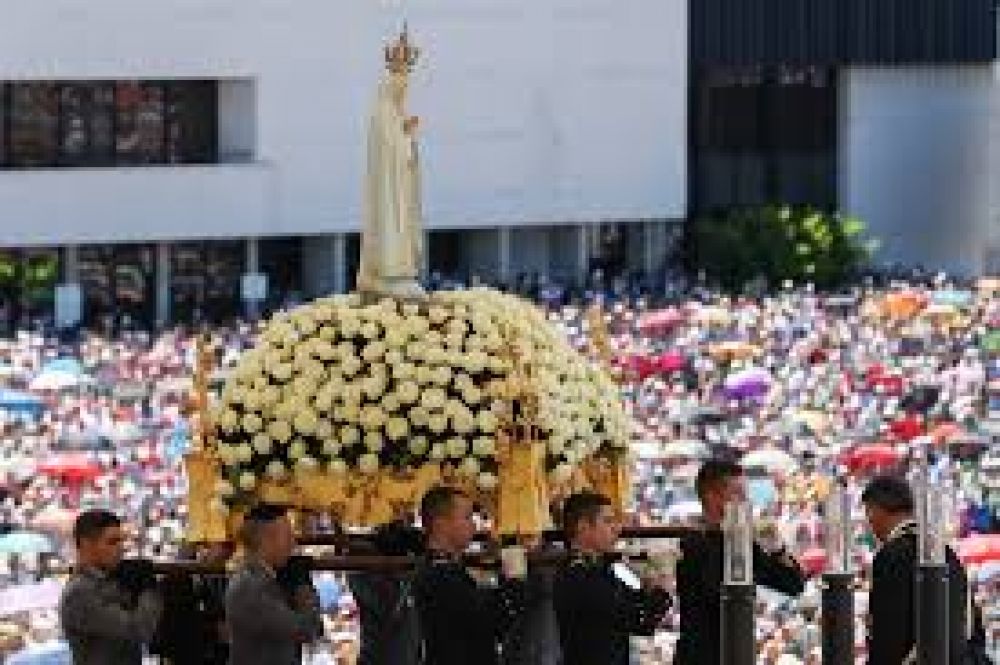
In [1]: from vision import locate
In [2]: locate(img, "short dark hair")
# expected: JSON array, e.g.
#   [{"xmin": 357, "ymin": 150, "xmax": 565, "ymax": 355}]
[
  {"xmin": 861, "ymin": 475, "xmax": 915, "ymax": 514},
  {"xmin": 73, "ymin": 510, "xmax": 121, "ymax": 547},
  {"xmin": 240, "ymin": 504, "xmax": 287, "ymax": 550},
  {"xmin": 420, "ymin": 486, "xmax": 469, "ymax": 531},
  {"xmin": 561, "ymin": 491, "xmax": 613, "ymax": 538},
  {"xmin": 696, "ymin": 459, "xmax": 743, "ymax": 501}
]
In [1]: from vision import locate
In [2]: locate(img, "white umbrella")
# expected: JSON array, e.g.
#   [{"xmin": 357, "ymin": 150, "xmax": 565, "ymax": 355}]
[
  {"xmin": 660, "ymin": 439, "xmax": 710, "ymax": 460},
  {"xmin": 664, "ymin": 500, "xmax": 702, "ymax": 521},
  {"xmin": 29, "ymin": 371, "xmax": 80, "ymax": 391},
  {"xmin": 740, "ymin": 449, "xmax": 799, "ymax": 474}
]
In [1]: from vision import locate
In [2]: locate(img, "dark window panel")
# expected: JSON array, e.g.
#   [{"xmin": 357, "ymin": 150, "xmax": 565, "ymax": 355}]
[
  {"xmin": 10, "ymin": 83, "xmax": 59, "ymax": 167},
  {"xmin": 115, "ymin": 81, "xmax": 166, "ymax": 164}
]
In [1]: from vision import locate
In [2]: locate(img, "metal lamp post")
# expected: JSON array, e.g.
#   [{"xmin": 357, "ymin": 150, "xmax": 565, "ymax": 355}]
[
  {"xmin": 821, "ymin": 482, "xmax": 854, "ymax": 665},
  {"xmin": 721, "ymin": 501, "xmax": 755, "ymax": 665}
]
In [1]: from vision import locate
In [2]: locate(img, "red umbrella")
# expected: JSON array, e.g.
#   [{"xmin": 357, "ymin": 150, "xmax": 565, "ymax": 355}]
[
  {"xmin": 37, "ymin": 453, "xmax": 102, "ymax": 482},
  {"xmin": 798, "ymin": 547, "xmax": 828, "ymax": 576},
  {"xmin": 955, "ymin": 534, "xmax": 1000, "ymax": 565},
  {"xmin": 638, "ymin": 308, "xmax": 685, "ymax": 334},
  {"xmin": 655, "ymin": 351, "xmax": 686, "ymax": 374},
  {"xmin": 889, "ymin": 415, "xmax": 924, "ymax": 442},
  {"xmin": 839, "ymin": 444, "xmax": 902, "ymax": 473}
]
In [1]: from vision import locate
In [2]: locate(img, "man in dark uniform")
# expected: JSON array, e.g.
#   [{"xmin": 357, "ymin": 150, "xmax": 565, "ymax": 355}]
[
  {"xmin": 224, "ymin": 504, "xmax": 323, "ymax": 665},
  {"xmin": 553, "ymin": 491, "xmax": 672, "ymax": 665},
  {"xmin": 862, "ymin": 474, "xmax": 982, "ymax": 664},
  {"xmin": 675, "ymin": 460, "xmax": 806, "ymax": 665},
  {"xmin": 59, "ymin": 509, "xmax": 163, "ymax": 665},
  {"xmin": 413, "ymin": 485, "xmax": 525, "ymax": 665}
]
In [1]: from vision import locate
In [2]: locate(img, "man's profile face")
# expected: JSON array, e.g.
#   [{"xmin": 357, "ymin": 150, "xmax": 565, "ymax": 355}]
[
  {"xmin": 437, "ymin": 495, "xmax": 476, "ymax": 550},
  {"xmin": 705, "ymin": 474, "xmax": 746, "ymax": 514},
  {"xmin": 81, "ymin": 525, "xmax": 125, "ymax": 570},
  {"xmin": 580, "ymin": 505, "xmax": 621, "ymax": 554},
  {"xmin": 261, "ymin": 516, "xmax": 296, "ymax": 567},
  {"xmin": 863, "ymin": 503, "xmax": 892, "ymax": 542}
]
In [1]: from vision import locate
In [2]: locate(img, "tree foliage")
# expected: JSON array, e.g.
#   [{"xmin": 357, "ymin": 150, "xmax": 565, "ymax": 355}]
[{"xmin": 688, "ymin": 206, "xmax": 876, "ymax": 291}]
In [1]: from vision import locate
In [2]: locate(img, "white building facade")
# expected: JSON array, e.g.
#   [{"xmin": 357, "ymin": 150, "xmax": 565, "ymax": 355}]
[
  {"xmin": 0, "ymin": 0, "xmax": 997, "ymax": 328},
  {"xmin": 0, "ymin": 0, "xmax": 687, "ymax": 327}
]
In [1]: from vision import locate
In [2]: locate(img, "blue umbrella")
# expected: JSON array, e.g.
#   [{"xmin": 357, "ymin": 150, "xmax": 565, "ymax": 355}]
[
  {"xmin": 41, "ymin": 357, "xmax": 84, "ymax": 376},
  {"xmin": 313, "ymin": 572, "xmax": 343, "ymax": 611},
  {"xmin": 0, "ymin": 531, "xmax": 55, "ymax": 555},
  {"xmin": 0, "ymin": 388, "xmax": 45, "ymax": 416},
  {"xmin": 931, "ymin": 289, "xmax": 974, "ymax": 307},
  {"xmin": 5, "ymin": 640, "xmax": 71, "ymax": 665}
]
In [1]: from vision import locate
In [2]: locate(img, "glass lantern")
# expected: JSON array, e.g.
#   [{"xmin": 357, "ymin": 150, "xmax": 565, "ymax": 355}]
[
  {"xmin": 723, "ymin": 501, "xmax": 754, "ymax": 585},
  {"xmin": 824, "ymin": 482, "xmax": 853, "ymax": 574},
  {"xmin": 916, "ymin": 468, "xmax": 947, "ymax": 566}
]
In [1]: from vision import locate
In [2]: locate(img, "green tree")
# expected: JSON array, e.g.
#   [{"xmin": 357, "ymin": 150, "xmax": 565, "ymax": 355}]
[{"xmin": 689, "ymin": 206, "xmax": 876, "ymax": 291}]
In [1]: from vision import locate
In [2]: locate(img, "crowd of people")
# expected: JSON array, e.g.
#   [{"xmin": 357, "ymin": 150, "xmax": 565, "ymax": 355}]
[{"xmin": 0, "ymin": 277, "xmax": 998, "ymax": 663}]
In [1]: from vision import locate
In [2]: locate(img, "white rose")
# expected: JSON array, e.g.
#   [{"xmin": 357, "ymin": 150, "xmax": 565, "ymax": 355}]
[
  {"xmin": 429, "ymin": 443, "xmax": 446, "ymax": 460},
  {"xmin": 360, "ymin": 406, "xmax": 387, "ymax": 431},
  {"xmin": 433, "ymin": 366, "xmax": 453, "ymax": 386},
  {"xmin": 384, "ymin": 329, "xmax": 408, "ymax": 349},
  {"xmin": 252, "ymin": 433, "xmax": 273, "ymax": 456},
  {"xmin": 409, "ymin": 436, "xmax": 429, "ymax": 457},
  {"xmin": 550, "ymin": 462, "xmax": 573, "ymax": 485},
  {"xmin": 452, "ymin": 411, "xmax": 476, "ymax": 435},
  {"xmin": 242, "ymin": 413, "xmax": 264, "ymax": 434},
  {"xmin": 215, "ymin": 479, "xmax": 235, "ymax": 497},
  {"xmin": 472, "ymin": 436, "xmax": 496, "ymax": 457},
  {"xmin": 266, "ymin": 419, "xmax": 292, "ymax": 444},
  {"xmin": 358, "ymin": 453, "xmax": 380, "ymax": 474},
  {"xmin": 397, "ymin": 381, "xmax": 420, "ymax": 405},
  {"xmin": 238, "ymin": 472, "xmax": 257, "ymax": 491},
  {"xmin": 271, "ymin": 363, "xmax": 293, "ymax": 382},
  {"xmin": 340, "ymin": 425, "xmax": 361, "ymax": 447},
  {"xmin": 462, "ymin": 387, "xmax": 483, "ymax": 405},
  {"xmin": 476, "ymin": 472, "xmax": 499, "ymax": 491},
  {"xmin": 236, "ymin": 444, "xmax": 254, "ymax": 463},
  {"xmin": 428, "ymin": 307, "xmax": 448, "ymax": 324},
  {"xmin": 477, "ymin": 411, "xmax": 499, "ymax": 433},
  {"xmin": 360, "ymin": 322, "xmax": 380, "ymax": 340},
  {"xmin": 446, "ymin": 437, "xmax": 468, "ymax": 459},
  {"xmin": 293, "ymin": 409, "xmax": 319, "ymax": 436},
  {"xmin": 364, "ymin": 431, "xmax": 384, "ymax": 453},
  {"xmin": 393, "ymin": 362, "xmax": 417, "ymax": 381},
  {"xmin": 428, "ymin": 414, "xmax": 448, "ymax": 434},
  {"xmin": 218, "ymin": 409, "xmax": 240, "ymax": 433},
  {"xmin": 328, "ymin": 458, "xmax": 348, "ymax": 475},
  {"xmin": 421, "ymin": 388, "xmax": 448, "ymax": 411},
  {"xmin": 322, "ymin": 439, "xmax": 342, "ymax": 457},
  {"xmin": 266, "ymin": 460, "xmax": 287, "ymax": 480},
  {"xmin": 289, "ymin": 439, "xmax": 307, "ymax": 460},
  {"xmin": 385, "ymin": 416, "xmax": 409, "ymax": 441},
  {"xmin": 459, "ymin": 456, "xmax": 480, "ymax": 477},
  {"xmin": 315, "ymin": 419, "xmax": 334, "ymax": 440},
  {"xmin": 382, "ymin": 393, "xmax": 401, "ymax": 413}
]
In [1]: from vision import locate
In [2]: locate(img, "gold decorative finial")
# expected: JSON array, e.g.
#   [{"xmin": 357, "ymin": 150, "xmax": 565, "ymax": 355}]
[{"xmin": 384, "ymin": 23, "xmax": 420, "ymax": 74}]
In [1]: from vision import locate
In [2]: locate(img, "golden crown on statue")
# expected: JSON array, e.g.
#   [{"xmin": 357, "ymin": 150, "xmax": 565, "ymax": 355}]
[{"xmin": 384, "ymin": 23, "xmax": 420, "ymax": 74}]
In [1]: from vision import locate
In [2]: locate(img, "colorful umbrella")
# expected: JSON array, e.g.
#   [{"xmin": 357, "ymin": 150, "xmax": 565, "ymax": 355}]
[
  {"xmin": 724, "ymin": 367, "xmax": 772, "ymax": 399},
  {"xmin": 839, "ymin": 444, "xmax": 902, "ymax": 473},
  {"xmin": 740, "ymin": 448, "xmax": 798, "ymax": 474},
  {"xmin": 637, "ymin": 308, "xmax": 685, "ymax": 334},
  {"xmin": 0, "ymin": 531, "xmax": 54, "ymax": 555},
  {"xmin": 955, "ymin": 534, "xmax": 1000, "ymax": 565}
]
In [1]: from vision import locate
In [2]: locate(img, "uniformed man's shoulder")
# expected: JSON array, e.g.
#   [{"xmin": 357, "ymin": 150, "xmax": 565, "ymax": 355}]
[{"xmin": 62, "ymin": 570, "xmax": 103, "ymax": 597}]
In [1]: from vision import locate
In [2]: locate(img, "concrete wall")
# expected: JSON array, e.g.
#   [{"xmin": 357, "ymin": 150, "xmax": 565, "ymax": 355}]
[
  {"xmin": 840, "ymin": 65, "xmax": 997, "ymax": 276},
  {"xmin": 0, "ymin": 0, "xmax": 687, "ymax": 247}
]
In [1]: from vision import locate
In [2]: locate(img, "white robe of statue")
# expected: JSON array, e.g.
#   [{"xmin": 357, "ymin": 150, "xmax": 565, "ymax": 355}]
[{"xmin": 357, "ymin": 72, "xmax": 424, "ymax": 298}]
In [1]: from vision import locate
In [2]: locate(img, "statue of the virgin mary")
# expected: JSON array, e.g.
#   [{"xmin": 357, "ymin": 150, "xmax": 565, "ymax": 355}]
[{"xmin": 356, "ymin": 26, "xmax": 425, "ymax": 299}]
